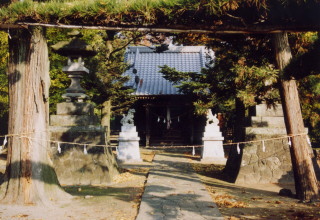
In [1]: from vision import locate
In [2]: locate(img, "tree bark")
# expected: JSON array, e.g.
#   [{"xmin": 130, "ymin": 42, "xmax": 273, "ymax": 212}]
[
  {"xmin": 0, "ymin": 27, "xmax": 69, "ymax": 205},
  {"xmin": 101, "ymin": 100, "xmax": 112, "ymax": 144},
  {"xmin": 273, "ymin": 32, "xmax": 319, "ymax": 201}
]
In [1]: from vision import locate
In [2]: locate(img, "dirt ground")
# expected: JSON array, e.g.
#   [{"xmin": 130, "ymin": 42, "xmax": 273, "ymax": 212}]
[
  {"xmin": 1, "ymin": 150, "xmax": 320, "ymax": 220},
  {"xmin": 190, "ymin": 153, "xmax": 320, "ymax": 220},
  {"xmin": 0, "ymin": 150, "xmax": 154, "ymax": 220}
]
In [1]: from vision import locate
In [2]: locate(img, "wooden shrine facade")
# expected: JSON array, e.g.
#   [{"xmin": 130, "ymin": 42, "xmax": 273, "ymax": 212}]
[{"xmin": 133, "ymin": 95, "xmax": 205, "ymax": 146}]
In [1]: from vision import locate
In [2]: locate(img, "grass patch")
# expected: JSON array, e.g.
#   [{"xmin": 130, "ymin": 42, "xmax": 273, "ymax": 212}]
[
  {"xmin": 64, "ymin": 185, "xmax": 113, "ymax": 196},
  {"xmin": 0, "ymin": 0, "xmax": 229, "ymax": 26}
]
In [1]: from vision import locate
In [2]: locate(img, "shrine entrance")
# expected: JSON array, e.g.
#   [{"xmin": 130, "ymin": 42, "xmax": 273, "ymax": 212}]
[
  {"xmin": 133, "ymin": 96, "xmax": 206, "ymax": 147},
  {"xmin": 148, "ymin": 105, "xmax": 188, "ymax": 146}
]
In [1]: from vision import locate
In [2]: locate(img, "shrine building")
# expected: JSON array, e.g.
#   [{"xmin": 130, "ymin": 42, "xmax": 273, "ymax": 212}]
[{"xmin": 121, "ymin": 45, "xmax": 214, "ymax": 147}]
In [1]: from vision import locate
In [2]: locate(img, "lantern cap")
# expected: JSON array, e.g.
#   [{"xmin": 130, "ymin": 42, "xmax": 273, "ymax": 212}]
[{"xmin": 51, "ymin": 30, "xmax": 96, "ymax": 58}]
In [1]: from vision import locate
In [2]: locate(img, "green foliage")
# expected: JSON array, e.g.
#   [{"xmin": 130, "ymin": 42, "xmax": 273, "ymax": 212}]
[
  {"xmin": 299, "ymin": 75, "xmax": 320, "ymax": 146},
  {"xmin": 47, "ymin": 28, "xmax": 72, "ymax": 114},
  {"xmin": 288, "ymin": 33, "xmax": 320, "ymax": 146},
  {"xmin": 161, "ymin": 65, "xmax": 213, "ymax": 115},
  {"xmin": 1, "ymin": 0, "xmax": 319, "ymax": 31},
  {"xmin": 231, "ymin": 62, "xmax": 278, "ymax": 106},
  {"xmin": 211, "ymin": 35, "xmax": 281, "ymax": 109},
  {"xmin": 0, "ymin": 31, "xmax": 8, "ymax": 136},
  {"xmin": 0, "ymin": 0, "xmax": 188, "ymax": 24},
  {"xmin": 47, "ymin": 29, "xmax": 137, "ymax": 116},
  {"xmin": 163, "ymin": 32, "xmax": 320, "ymax": 145},
  {"xmin": 82, "ymin": 30, "xmax": 137, "ymax": 115},
  {"xmin": 285, "ymin": 33, "xmax": 320, "ymax": 79},
  {"xmin": 161, "ymin": 34, "xmax": 279, "ymax": 117}
]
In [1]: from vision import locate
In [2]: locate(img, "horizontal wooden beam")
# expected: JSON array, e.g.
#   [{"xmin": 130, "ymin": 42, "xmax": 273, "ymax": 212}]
[
  {"xmin": 0, "ymin": 24, "xmax": 28, "ymax": 29},
  {"xmin": 1, "ymin": 22, "xmax": 320, "ymax": 34}
]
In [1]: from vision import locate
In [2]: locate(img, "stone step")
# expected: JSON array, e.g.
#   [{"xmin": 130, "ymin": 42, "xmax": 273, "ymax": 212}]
[
  {"xmin": 249, "ymin": 116, "xmax": 285, "ymax": 128},
  {"xmin": 50, "ymin": 130, "xmax": 106, "ymax": 145},
  {"xmin": 150, "ymin": 140, "xmax": 187, "ymax": 146},
  {"xmin": 50, "ymin": 125, "xmax": 105, "ymax": 132},
  {"xmin": 245, "ymin": 127, "xmax": 287, "ymax": 136},
  {"xmin": 152, "ymin": 136, "xmax": 185, "ymax": 141},
  {"xmin": 49, "ymin": 125, "xmax": 106, "ymax": 146},
  {"xmin": 50, "ymin": 115, "xmax": 99, "ymax": 126},
  {"xmin": 56, "ymin": 102, "xmax": 94, "ymax": 115},
  {"xmin": 250, "ymin": 104, "xmax": 284, "ymax": 117}
]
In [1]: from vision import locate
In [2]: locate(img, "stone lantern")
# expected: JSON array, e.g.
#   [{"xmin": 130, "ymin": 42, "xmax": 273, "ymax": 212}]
[
  {"xmin": 51, "ymin": 30, "xmax": 96, "ymax": 102},
  {"xmin": 49, "ymin": 31, "xmax": 111, "ymax": 185}
]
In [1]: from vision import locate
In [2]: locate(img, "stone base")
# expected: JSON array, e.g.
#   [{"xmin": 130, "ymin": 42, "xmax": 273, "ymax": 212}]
[
  {"xmin": 50, "ymin": 126, "xmax": 106, "ymax": 147},
  {"xmin": 56, "ymin": 102, "xmax": 94, "ymax": 115},
  {"xmin": 235, "ymin": 137, "xmax": 294, "ymax": 184},
  {"xmin": 49, "ymin": 101, "xmax": 118, "ymax": 185},
  {"xmin": 50, "ymin": 102, "xmax": 99, "ymax": 126},
  {"xmin": 50, "ymin": 145, "xmax": 118, "ymax": 185},
  {"xmin": 234, "ymin": 104, "xmax": 294, "ymax": 184},
  {"xmin": 49, "ymin": 126, "xmax": 117, "ymax": 185},
  {"xmin": 201, "ymin": 137, "xmax": 225, "ymax": 164},
  {"xmin": 117, "ymin": 137, "xmax": 141, "ymax": 162},
  {"xmin": 117, "ymin": 157, "xmax": 142, "ymax": 163},
  {"xmin": 50, "ymin": 115, "xmax": 99, "ymax": 126}
]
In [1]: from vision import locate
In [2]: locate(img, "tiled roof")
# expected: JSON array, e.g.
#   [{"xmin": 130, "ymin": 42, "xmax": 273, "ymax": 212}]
[{"xmin": 123, "ymin": 46, "xmax": 214, "ymax": 96}]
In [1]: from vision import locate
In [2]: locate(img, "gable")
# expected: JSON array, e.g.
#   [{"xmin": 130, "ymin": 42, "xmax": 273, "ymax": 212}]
[{"xmin": 123, "ymin": 46, "xmax": 214, "ymax": 96}]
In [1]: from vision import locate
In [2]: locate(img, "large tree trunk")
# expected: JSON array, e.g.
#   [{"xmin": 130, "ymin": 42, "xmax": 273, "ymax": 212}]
[
  {"xmin": 0, "ymin": 27, "xmax": 69, "ymax": 205},
  {"xmin": 273, "ymin": 32, "xmax": 319, "ymax": 201}
]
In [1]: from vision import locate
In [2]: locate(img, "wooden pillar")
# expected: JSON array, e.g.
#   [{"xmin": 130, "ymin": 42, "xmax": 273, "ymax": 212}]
[
  {"xmin": 274, "ymin": 32, "xmax": 319, "ymax": 201},
  {"xmin": 145, "ymin": 104, "xmax": 150, "ymax": 147},
  {"xmin": 188, "ymin": 108, "xmax": 194, "ymax": 144},
  {"xmin": 2, "ymin": 27, "xmax": 69, "ymax": 205}
]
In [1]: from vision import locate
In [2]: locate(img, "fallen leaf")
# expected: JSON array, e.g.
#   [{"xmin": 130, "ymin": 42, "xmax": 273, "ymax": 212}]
[{"xmin": 251, "ymin": 197, "xmax": 263, "ymax": 200}]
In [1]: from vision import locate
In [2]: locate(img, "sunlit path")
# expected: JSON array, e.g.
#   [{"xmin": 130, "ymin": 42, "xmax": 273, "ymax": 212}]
[{"xmin": 136, "ymin": 153, "xmax": 223, "ymax": 220}]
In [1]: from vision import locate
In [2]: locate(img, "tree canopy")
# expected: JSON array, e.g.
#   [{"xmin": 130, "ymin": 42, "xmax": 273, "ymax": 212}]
[
  {"xmin": 160, "ymin": 32, "xmax": 320, "ymax": 146},
  {"xmin": 47, "ymin": 29, "xmax": 136, "ymax": 115},
  {"xmin": 0, "ymin": 0, "xmax": 320, "ymax": 33},
  {"xmin": 161, "ymin": 34, "xmax": 279, "ymax": 113}
]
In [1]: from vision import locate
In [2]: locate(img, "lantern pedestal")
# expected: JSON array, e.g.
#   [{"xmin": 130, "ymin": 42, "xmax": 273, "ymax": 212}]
[{"xmin": 49, "ymin": 31, "xmax": 118, "ymax": 185}]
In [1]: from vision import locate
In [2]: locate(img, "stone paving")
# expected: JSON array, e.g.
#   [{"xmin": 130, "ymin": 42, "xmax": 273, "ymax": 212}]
[{"xmin": 136, "ymin": 153, "xmax": 224, "ymax": 220}]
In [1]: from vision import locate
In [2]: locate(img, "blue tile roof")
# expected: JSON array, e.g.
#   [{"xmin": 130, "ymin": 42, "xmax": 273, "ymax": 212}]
[{"xmin": 123, "ymin": 46, "xmax": 214, "ymax": 96}]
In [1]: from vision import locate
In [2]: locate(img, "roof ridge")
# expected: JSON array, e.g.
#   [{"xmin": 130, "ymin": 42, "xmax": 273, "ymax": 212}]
[{"xmin": 127, "ymin": 45, "xmax": 206, "ymax": 53}]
